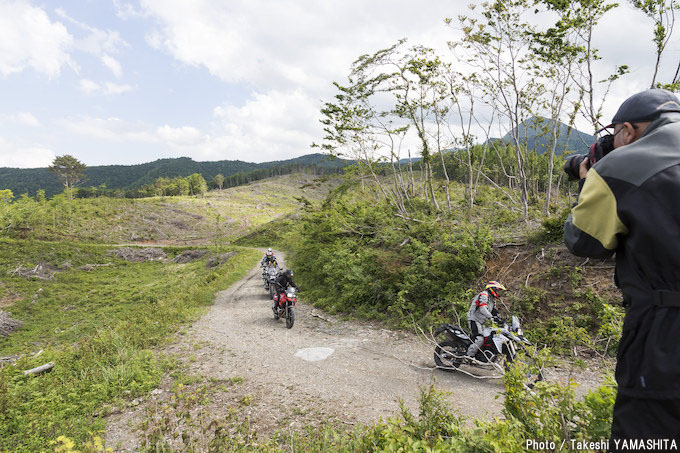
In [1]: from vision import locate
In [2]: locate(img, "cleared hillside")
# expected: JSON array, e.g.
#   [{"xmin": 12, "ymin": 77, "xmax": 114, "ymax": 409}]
[{"xmin": 1, "ymin": 173, "xmax": 340, "ymax": 244}]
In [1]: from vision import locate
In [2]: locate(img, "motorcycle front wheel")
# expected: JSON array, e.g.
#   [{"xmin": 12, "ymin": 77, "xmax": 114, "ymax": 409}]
[
  {"xmin": 286, "ymin": 307, "xmax": 295, "ymax": 329},
  {"xmin": 503, "ymin": 348, "xmax": 544, "ymax": 388},
  {"xmin": 434, "ymin": 340, "xmax": 466, "ymax": 370}
]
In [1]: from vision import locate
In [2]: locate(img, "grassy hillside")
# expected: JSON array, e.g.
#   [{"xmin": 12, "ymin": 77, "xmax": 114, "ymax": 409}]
[
  {"xmin": 0, "ymin": 173, "xmax": 339, "ymax": 244},
  {"xmin": 0, "ymin": 238, "xmax": 262, "ymax": 451}
]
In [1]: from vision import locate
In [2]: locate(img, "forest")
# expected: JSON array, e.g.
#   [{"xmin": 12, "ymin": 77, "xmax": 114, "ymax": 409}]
[{"xmin": 0, "ymin": 153, "xmax": 349, "ymax": 198}]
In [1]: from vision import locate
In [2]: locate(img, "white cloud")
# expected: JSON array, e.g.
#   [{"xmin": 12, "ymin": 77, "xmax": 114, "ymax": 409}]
[
  {"xmin": 78, "ymin": 78, "xmax": 134, "ymax": 95},
  {"xmin": 54, "ymin": 7, "xmax": 128, "ymax": 78},
  {"xmin": 0, "ymin": 1, "xmax": 73, "ymax": 77},
  {"xmin": 156, "ymin": 125, "xmax": 203, "ymax": 145},
  {"xmin": 135, "ymin": 1, "xmax": 468, "ymax": 161},
  {"xmin": 4, "ymin": 112, "xmax": 41, "ymax": 127},
  {"xmin": 79, "ymin": 78, "xmax": 100, "ymax": 94},
  {"xmin": 57, "ymin": 89, "xmax": 321, "ymax": 163},
  {"xmin": 209, "ymin": 89, "xmax": 321, "ymax": 161},
  {"xmin": 60, "ymin": 116, "xmax": 157, "ymax": 142},
  {"xmin": 139, "ymin": 0, "xmax": 460, "ymax": 92},
  {"xmin": 103, "ymin": 82, "xmax": 134, "ymax": 95},
  {"xmin": 55, "ymin": 8, "xmax": 127, "ymax": 55},
  {"xmin": 113, "ymin": 0, "xmax": 147, "ymax": 20},
  {"xmin": 0, "ymin": 136, "xmax": 55, "ymax": 168},
  {"xmin": 101, "ymin": 54, "xmax": 122, "ymax": 77}
]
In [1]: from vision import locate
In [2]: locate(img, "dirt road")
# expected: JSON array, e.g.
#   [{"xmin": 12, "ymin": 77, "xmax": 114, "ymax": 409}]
[{"xmin": 106, "ymin": 253, "xmax": 605, "ymax": 449}]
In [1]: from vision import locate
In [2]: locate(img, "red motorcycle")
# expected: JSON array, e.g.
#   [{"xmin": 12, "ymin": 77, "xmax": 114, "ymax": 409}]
[{"xmin": 272, "ymin": 285, "xmax": 297, "ymax": 328}]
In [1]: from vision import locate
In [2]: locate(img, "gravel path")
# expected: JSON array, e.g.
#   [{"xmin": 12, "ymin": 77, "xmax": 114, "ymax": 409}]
[{"xmin": 105, "ymin": 252, "xmax": 606, "ymax": 450}]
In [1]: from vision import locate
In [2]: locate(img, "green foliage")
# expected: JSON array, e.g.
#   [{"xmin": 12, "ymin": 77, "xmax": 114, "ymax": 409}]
[
  {"xmin": 281, "ymin": 373, "xmax": 616, "ymax": 452},
  {"xmin": 0, "ymin": 239, "xmax": 260, "ymax": 451},
  {"xmin": 532, "ymin": 207, "xmax": 571, "ymax": 243},
  {"xmin": 0, "ymin": 189, "xmax": 13, "ymax": 203},
  {"xmin": 214, "ymin": 173, "xmax": 225, "ymax": 189},
  {"xmin": 49, "ymin": 155, "xmax": 87, "ymax": 199},
  {"xmin": 0, "ymin": 154, "xmax": 349, "ymax": 198},
  {"xmin": 530, "ymin": 316, "xmax": 595, "ymax": 355},
  {"xmin": 291, "ymin": 188, "xmax": 492, "ymax": 327},
  {"xmin": 502, "ymin": 362, "xmax": 616, "ymax": 442},
  {"xmin": 514, "ymin": 286, "xmax": 547, "ymax": 316},
  {"xmin": 0, "ymin": 177, "xmax": 316, "ymax": 243},
  {"xmin": 186, "ymin": 173, "xmax": 208, "ymax": 196}
]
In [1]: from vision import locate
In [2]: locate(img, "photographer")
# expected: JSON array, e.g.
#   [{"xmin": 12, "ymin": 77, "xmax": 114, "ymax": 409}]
[{"xmin": 564, "ymin": 89, "xmax": 680, "ymax": 443}]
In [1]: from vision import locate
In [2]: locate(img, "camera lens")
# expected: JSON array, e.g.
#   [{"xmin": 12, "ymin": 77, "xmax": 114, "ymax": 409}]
[{"xmin": 563, "ymin": 154, "xmax": 586, "ymax": 181}]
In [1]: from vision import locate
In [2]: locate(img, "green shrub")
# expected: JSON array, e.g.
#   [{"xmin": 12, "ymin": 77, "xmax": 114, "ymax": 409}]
[
  {"xmin": 532, "ymin": 207, "xmax": 571, "ymax": 243},
  {"xmin": 291, "ymin": 195, "xmax": 492, "ymax": 327}
]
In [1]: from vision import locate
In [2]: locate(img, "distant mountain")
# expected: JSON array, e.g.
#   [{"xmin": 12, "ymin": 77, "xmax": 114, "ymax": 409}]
[
  {"xmin": 497, "ymin": 116, "xmax": 595, "ymax": 155},
  {"xmin": 0, "ymin": 153, "xmax": 351, "ymax": 197}
]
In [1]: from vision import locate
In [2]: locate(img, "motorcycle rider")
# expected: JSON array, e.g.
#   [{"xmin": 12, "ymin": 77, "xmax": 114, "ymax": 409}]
[
  {"xmin": 261, "ymin": 248, "xmax": 277, "ymax": 268},
  {"xmin": 273, "ymin": 269, "xmax": 297, "ymax": 312},
  {"xmin": 466, "ymin": 281, "xmax": 506, "ymax": 359}
]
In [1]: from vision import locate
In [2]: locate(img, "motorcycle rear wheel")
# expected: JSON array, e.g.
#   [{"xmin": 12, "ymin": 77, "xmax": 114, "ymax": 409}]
[
  {"xmin": 286, "ymin": 307, "xmax": 295, "ymax": 329},
  {"xmin": 434, "ymin": 340, "xmax": 466, "ymax": 370}
]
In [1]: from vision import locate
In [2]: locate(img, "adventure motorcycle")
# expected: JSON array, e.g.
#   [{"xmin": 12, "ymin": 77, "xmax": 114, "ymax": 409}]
[
  {"xmin": 433, "ymin": 316, "xmax": 543, "ymax": 385},
  {"xmin": 262, "ymin": 265, "xmax": 279, "ymax": 293},
  {"xmin": 272, "ymin": 285, "xmax": 297, "ymax": 329}
]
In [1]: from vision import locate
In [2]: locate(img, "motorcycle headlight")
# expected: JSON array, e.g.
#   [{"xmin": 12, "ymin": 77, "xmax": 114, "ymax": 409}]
[{"xmin": 517, "ymin": 328, "xmax": 523, "ymax": 336}]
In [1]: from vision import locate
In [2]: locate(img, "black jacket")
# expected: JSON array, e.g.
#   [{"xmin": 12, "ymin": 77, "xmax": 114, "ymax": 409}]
[
  {"xmin": 275, "ymin": 273, "xmax": 296, "ymax": 291},
  {"xmin": 565, "ymin": 113, "xmax": 680, "ymax": 399}
]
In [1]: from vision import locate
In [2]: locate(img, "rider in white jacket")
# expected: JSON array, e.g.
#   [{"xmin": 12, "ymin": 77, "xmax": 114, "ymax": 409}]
[{"xmin": 466, "ymin": 281, "xmax": 506, "ymax": 358}]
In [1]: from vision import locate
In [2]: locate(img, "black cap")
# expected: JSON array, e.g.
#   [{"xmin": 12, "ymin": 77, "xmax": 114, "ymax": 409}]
[{"xmin": 598, "ymin": 89, "xmax": 680, "ymax": 133}]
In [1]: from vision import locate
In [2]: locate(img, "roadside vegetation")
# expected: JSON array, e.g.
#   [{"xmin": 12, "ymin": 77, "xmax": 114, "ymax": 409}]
[{"xmin": 0, "ymin": 238, "xmax": 260, "ymax": 450}]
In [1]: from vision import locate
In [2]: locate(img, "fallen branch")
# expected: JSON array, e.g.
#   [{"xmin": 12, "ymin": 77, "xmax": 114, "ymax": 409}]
[
  {"xmin": 23, "ymin": 362, "xmax": 54, "ymax": 376},
  {"xmin": 494, "ymin": 242, "xmax": 527, "ymax": 248},
  {"xmin": 310, "ymin": 310, "xmax": 332, "ymax": 323}
]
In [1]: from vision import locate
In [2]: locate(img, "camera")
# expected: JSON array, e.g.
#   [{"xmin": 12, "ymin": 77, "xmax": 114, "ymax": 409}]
[{"xmin": 563, "ymin": 134, "xmax": 615, "ymax": 181}]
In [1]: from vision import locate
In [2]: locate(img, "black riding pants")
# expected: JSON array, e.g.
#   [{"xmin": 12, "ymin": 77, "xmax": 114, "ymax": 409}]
[{"xmin": 609, "ymin": 392, "xmax": 680, "ymax": 451}]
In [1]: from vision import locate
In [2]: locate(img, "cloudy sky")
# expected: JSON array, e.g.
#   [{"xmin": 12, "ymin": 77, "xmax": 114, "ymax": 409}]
[{"xmin": 0, "ymin": 0, "xmax": 677, "ymax": 168}]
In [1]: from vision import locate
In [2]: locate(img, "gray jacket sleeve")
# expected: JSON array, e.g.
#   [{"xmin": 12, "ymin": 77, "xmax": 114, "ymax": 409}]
[{"xmin": 477, "ymin": 292, "xmax": 492, "ymax": 319}]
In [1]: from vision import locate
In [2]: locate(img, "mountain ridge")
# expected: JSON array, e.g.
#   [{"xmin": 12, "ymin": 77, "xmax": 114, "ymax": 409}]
[
  {"xmin": 0, "ymin": 153, "xmax": 349, "ymax": 197},
  {"xmin": 497, "ymin": 116, "xmax": 595, "ymax": 155}
]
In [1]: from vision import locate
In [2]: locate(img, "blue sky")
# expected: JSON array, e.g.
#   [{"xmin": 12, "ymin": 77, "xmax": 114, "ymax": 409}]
[{"xmin": 0, "ymin": 0, "xmax": 677, "ymax": 168}]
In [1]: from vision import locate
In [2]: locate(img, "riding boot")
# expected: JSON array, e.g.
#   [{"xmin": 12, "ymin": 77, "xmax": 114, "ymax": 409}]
[{"xmin": 467, "ymin": 336, "xmax": 483, "ymax": 358}]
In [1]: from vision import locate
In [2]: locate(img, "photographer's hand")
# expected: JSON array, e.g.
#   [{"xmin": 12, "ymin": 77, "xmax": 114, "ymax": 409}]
[{"xmin": 579, "ymin": 157, "xmax": 590, "ymax": 179}]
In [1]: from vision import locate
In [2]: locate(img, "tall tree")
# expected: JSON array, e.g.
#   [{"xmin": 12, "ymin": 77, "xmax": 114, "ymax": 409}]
[
  {"xmin": 0, "ymin": 189, "xmax": 13, "ymax": 203},
  {"xmin": 630, "ymin": 0, "xmax": 679, "ymax": 88},
  {"xmin": 48, "ymin": 155, "xmax": 87, "ymax": 200},
  {"xmin": 186, "ymin": 173, "xmax": 208, "ymax": 196},
  {"xmin": 214, "ymin": 174, "xmax": 225, "ymax": 190},
  {"xmin": 454, "ymin": 0, "xmax": 545, "ymax": 218},
  {"xmin": 537, "ymin": 0, "xmax": 624, "ymax": 132}
]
